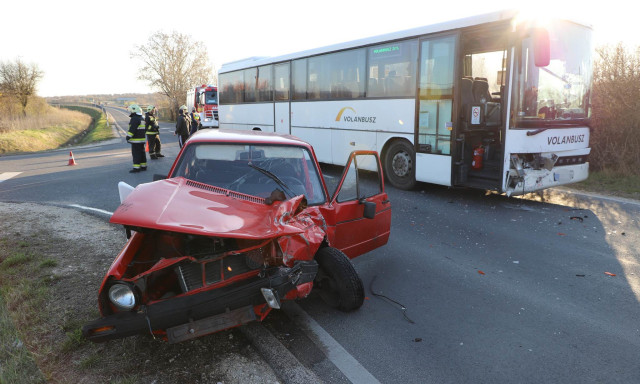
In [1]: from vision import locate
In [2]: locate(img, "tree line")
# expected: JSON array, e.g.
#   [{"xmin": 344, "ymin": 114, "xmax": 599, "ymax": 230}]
[{"xmin": 590, "ymin": 44, "xmax": 640, "ymax": 176}]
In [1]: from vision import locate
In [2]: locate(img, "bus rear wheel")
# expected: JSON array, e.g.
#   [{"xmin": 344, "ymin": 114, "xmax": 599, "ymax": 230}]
[{"xmin": 384, "ymin": 140, "xmax": 416, "ymax": 190}]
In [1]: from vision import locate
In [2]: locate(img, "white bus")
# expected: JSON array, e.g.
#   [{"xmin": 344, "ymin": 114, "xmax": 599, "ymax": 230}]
[{"xmin": 218, "ymin": 10, "xmax": 593, "ymax": 196}]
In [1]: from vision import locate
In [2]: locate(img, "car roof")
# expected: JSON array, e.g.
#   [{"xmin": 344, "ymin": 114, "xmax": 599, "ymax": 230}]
[{"xmin": 187, "ymin": 129, "xmax": 313, "ymax": 148}]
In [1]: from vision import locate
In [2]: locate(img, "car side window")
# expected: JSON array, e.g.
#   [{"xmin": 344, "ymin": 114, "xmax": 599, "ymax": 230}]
[
  {"xmin": 356, "ymin": 154, "xmax": 382, "ymax": 198},
  {"xmin": 337, "ymin": 162, "xmax": 357, "ymax": 202},
  {"xmin": 336, "ymin": 153, "xmax": 382, "ymax": 203}
]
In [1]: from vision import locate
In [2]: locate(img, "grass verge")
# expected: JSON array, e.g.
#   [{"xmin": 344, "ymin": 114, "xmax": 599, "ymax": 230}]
[
  {"xmin": 0, "ymin": 240, "xmax": 51, "ymax": 383},
  {"xmin": 0, "ymin": 232, "xmax": 101, "ymax": 383},
  {"xmin": 0, "ymin": 105, "xmax": 113, "ymax": 154},
  {"xmin": 571, "ymin": 170, "xmax": 640, "ymax": 200},
  {"xmin": 61, "ymin": 106, "xmax": 113, "ymax": 144}
]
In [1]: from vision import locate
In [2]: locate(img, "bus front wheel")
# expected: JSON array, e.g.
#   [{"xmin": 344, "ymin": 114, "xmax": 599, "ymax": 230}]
[{"xmin": 384, "ymin": 140, "xmax": 416, "ymax": 190}]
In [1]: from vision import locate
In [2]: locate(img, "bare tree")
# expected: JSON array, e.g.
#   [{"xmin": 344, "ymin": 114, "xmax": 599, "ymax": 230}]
[
  {"xmin": 590, "ymin": 43, "xmax": 640, "ymax": 175},
  {"xmin": 0, "ymin": 58, "xmax": 44, "ymax": 116},
  {"xmin": 131, "ymin": 31, "xmax": 213, "ymax": 119}
]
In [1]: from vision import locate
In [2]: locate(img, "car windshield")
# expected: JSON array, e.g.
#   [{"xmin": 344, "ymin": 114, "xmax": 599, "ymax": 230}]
[
  {"xmin": 511, "ymin": 20, "xmax": 593, "ymax": 128},
  {"xmin": 171, "ymin": 143, "xmax": 326, "ymax": 205}
]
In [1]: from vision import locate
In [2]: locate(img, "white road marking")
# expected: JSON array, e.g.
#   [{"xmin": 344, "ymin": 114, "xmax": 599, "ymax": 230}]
[
  {"xmin": 283, "ymin": 302, "xmax": 381, "ymax": 384},
  {"xmin": 68, "ymin": 204, "xmax": 113, "ymax": 216},
  {"xmin": 0, "ymin": 172, "xmax": 22, "ymax": 182}
]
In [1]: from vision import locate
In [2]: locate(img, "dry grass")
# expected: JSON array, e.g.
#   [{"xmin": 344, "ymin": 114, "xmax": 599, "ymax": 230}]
[
  {"xmin": 0, "ymin": 106, "xmax": 91, "ymax": 154},
  {"xmin": 571, "ymin": 170, "xmax": 640, "ymax": 200}
]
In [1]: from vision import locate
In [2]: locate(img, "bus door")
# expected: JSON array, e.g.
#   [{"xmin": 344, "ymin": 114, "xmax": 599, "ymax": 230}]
[
  {"xmin": 415, "ymin": 35, "xmax": 457, "ymax": 186},
  {"xmin": 274, "ymin": 62, "xmax": 291, "ymax": 134},
  {"xmin": 453, "ymin": 27, "xmax": 509, "ymax": 191}
]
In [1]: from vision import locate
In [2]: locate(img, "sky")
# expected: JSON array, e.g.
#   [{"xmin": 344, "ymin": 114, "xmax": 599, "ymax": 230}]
[{"xmin": 1, "ymin": 0, "xmax": 635, "ymax": 97}]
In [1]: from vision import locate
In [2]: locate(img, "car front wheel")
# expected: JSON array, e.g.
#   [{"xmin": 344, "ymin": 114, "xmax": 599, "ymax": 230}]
[{"xmin": 314, "ymin": 247, "xmax": 364, "ymax": 311}]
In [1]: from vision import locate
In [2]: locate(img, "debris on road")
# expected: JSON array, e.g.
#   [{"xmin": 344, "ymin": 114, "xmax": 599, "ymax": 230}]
[{"xmin": 369, "ymin": 275, "xmax": 415, "ymax": 324}]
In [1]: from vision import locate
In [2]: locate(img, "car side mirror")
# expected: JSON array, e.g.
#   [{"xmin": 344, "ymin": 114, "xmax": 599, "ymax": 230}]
[
  {"xmin": 361, "ymin": 200, "xmax": 376, "ymax": 219},
  {"xmin": 153, "ymin": 174, "xmax": 167, "ymax": 181}
]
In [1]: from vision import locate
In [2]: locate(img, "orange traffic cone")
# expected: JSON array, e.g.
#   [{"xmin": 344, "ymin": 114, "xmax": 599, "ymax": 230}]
[
  {"xmin": 68, "ymin": 151, "xmax": 77, "ymax": 166},
  {"xmin": 145, "ymin": 141, "xmax": 149, "ymax": 153}
]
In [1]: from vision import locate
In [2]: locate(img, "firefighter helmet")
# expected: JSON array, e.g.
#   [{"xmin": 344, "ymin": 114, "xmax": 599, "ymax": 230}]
[
  {"xmin": 147, "ymin": 105, "xmax": 155, "ymax": 112},
  {"xmin": 128, "ymin": 104, "xmax": 142, "ymax": 114}
]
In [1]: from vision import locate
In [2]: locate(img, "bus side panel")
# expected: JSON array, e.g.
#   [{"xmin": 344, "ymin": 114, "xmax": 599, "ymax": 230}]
[
  {"xmin": 415, "ymin": 153, "xmax": 452, "ymax": 186},
  {"xmin": 291, "ymin": 126, "xmax": 333, "ymax": 164},
  {"xmin": 274, "ymin": 102, "xmax": 290, "ymax": 134},
  {"xmin": 218, "ymin": 104, "xmax": 275, "ymax": 131},
  {"xmin": 290, "ymin": 99, "xmax": 414, "ymax": 165}
]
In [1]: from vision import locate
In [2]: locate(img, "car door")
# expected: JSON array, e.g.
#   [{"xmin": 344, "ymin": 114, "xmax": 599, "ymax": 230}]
[{"xmin": 329, "ymin": 151, "xmax": 391, "ymax": 258}]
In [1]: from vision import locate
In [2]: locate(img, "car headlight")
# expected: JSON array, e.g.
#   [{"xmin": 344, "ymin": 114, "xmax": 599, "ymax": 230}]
[{"xmin": 108, "ymin": 283, "xmax": 136, "ymax": 310}]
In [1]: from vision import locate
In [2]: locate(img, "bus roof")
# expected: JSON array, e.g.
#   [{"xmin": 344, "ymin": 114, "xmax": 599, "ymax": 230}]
[{"xmin": 220, "ymin": 9, "xmax": 591, "ymax": 74}]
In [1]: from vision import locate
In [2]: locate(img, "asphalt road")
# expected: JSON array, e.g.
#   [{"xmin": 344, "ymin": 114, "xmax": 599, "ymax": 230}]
[
  {"xmin": 0, "ymin": 106, "xmax": 178, "ymax": 211},
  {"xmin": 1, "ymin": 108, "xmax": 639, "ymax": 383}
]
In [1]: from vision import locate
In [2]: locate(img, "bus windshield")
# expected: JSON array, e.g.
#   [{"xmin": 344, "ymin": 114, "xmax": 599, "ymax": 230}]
[{"xmin": 511, "ymin": 21, "xmax": 593, "ymax": 128}]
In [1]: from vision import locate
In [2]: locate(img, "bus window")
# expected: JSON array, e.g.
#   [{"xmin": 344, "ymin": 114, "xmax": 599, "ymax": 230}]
[
  {"xmin": 220, "ymin": 71, "xmax": 243, "ymax": 104},
  {"xmin": 292, "ymin": 59, "xmax": 307, "ymax": 100},
  {"xmin": 256, "ymin": 65, "xmax": 273, "ymax": 102},
  {"xmin": 244, "ymin": 68, "xmax": 257, "ymax": 102},
  {"xmin": 308, "ymin": 49, "xmax": 366, "ymax": 100},
  {"xmin": 367, "ymin": 39, "xmax": 418, "ymax": 98},
  {"xmin": 274, "ymin": 63, "xmax": 290, "ymax": 101},
  {"xmin": 418, "ymin": 36, "xmax": 455, "ymax": 155}
]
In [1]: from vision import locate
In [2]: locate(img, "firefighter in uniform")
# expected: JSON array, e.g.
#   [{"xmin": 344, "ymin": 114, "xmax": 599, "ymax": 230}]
[
  {"xmin": 126, "ymin": 104, "xmax": 147, "ymax": 172},
  {"xmin": 189, "ymin": 107, "xmax": 200, "ymax": 136},
  {"xmin": 175, "ymin": 105, "xmax": 190, "ymax": 148},
  {"xmin": 145, "ymin": 105, "xmax": 164, "ymax": 159}
]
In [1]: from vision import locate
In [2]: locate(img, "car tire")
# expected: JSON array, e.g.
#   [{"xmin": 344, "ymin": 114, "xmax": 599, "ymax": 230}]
[
  {"xmin": 384, "ymin": 140, "xmax": 416, "ymax": 190},
  {"xmin": 314, "ymin": 247, "xmax": 364, "ymax": 311}
]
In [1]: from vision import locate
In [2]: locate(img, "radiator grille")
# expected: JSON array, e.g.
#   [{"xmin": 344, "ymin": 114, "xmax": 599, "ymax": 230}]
[{"xmin": 175, "ymin": 248, "xmax": 267, "ymax": 293}]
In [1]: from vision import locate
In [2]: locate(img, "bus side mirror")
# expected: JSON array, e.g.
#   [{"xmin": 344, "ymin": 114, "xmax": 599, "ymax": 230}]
[{"xmin": 534, "ymin": 28, "xmax": 550, "ymax": 67}]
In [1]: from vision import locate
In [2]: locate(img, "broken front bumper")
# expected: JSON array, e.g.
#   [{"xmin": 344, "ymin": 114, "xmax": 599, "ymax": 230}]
[{"xmin": 82, "ymin": 261, "xmax": 317, "ymax": 343}]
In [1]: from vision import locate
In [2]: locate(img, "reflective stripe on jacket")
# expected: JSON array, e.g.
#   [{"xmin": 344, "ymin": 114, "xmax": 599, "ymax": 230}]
[
  {"xmin": 127, "ymin": 113, "xmax": 146, "ymax": 142},
  {"xmin": 145, "ymin": 112, "xmax": 160, "ymax": 136}
]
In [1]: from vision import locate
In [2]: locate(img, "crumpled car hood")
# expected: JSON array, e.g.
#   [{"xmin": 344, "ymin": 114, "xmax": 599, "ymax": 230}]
[{"xmin": 110, "ymin": 177, "xmax": 319, "ymax": 241}]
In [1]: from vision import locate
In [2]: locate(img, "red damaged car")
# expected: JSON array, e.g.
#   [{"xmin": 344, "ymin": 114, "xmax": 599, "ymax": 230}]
[{"xmin": 83, "ymin": 129, "xmax": 391, "ymax": 343}]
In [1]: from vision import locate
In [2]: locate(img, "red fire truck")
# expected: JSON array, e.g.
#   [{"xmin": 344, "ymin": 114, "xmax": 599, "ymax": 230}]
[{"xmin": 186, "ymin": 85, "xmax": 219, "ymax": 128}]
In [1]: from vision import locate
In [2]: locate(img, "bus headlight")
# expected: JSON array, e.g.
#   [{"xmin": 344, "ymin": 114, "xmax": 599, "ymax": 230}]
[{"xmin": 108, "ymin": 283, "xmax": 136, "ymax": 310}]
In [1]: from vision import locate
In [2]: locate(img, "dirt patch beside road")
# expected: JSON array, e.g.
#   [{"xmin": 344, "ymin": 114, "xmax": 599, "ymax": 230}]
[{"xmin": 0, "ymin": 202, "xmax": 280, "ymax": 384}]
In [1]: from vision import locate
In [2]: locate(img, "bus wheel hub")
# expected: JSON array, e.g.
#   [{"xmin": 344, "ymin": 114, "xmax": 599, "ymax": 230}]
[{"xmin": 392, "ymin": 152, "xmax": 411, "ymax": 177}]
